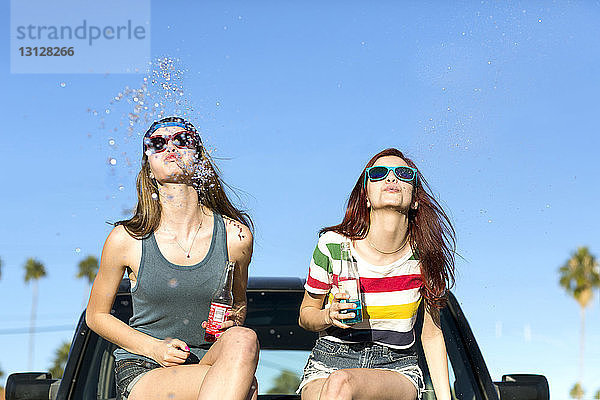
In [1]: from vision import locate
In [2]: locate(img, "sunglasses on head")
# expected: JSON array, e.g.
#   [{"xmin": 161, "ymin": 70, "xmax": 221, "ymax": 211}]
[
  {"xmin": 364, "ymin": 166, "xmax": 417, "ymax": 186},
  {"xmin": 144, "ymin": 131, "xmax": 200, "ymax": 154}
]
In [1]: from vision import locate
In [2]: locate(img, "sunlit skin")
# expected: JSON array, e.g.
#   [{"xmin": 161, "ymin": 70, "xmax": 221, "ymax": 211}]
[
  {"xmin": 86, "ymin": 126, "xmax": 259, "ymax": 400},
  {"xmin": 298, "ymin": 155, "xmax": 452, "ymax": 400}
]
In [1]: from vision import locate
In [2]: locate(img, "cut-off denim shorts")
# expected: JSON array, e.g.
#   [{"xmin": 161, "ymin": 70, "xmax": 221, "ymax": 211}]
[
  {"xmin": 298, "ymin": 338, "xmax": 425, "ymax": 399},
  {"xmin": 114, "ymin": 358, "xmax": 161, "ymax": 400}
]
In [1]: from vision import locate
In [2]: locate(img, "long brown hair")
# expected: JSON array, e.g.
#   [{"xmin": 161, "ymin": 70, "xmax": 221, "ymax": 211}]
[
  {"xmin": 321, "ymin": 148, "xmax": 455, "ymax": 309},
  {"xmin": 116, "ymin": 117, "xmax": 253, "ymax": 238}
]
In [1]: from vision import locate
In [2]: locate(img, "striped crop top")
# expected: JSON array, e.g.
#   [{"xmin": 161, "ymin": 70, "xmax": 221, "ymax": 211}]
[{"xmin": 304, "ymin": 231, "xmax": 423, "ymax": 350}]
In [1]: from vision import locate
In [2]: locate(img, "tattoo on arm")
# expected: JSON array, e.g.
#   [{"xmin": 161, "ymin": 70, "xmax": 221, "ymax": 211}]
[{"xmin": 225, "ymin": 217, "xmax": 246, "ymax": 241}]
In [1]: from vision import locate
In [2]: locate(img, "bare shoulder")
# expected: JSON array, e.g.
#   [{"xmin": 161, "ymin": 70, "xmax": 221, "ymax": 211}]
[
  {"xmin": 223, "ymin": 216, "xmax": 253, "ymax": 257},
  {"xmin": 105, "ymin": 224, "xmax": 137, "ymax": 250},
  {"xmin": 103, "ymin": 225, "xmax": 142, "ymax": 270}
]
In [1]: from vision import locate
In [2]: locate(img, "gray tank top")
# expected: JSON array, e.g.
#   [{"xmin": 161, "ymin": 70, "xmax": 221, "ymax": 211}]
[{"xmin": 114, "ymin": 212, "xmax": 229, "ymax": 364}]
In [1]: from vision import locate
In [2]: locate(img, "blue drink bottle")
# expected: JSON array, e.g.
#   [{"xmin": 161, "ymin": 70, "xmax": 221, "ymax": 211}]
[{"xmin": 338, "ymin": 242, "xmax": 363, "ymax": 324}]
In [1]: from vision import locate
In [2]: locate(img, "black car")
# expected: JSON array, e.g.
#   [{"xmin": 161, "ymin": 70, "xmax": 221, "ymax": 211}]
[{"xmin": 6, "ymin": 277, "xmax": 549, "ymax": 400}]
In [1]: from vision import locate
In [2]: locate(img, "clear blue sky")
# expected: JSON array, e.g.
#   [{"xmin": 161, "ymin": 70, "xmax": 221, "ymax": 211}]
[{"xmin": 1, "ymin": 1, "xmax": 599, "ymax": 398}]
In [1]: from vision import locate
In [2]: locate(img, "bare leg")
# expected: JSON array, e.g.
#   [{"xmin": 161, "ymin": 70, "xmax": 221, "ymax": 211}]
[
  {"xmin": 129, "ymin": 327, "xmax": 259, "ymax": 400},
  {"xmin": 301, "ymin": 378, "xmax": 327, "ymax": 400},
  {"xmin": 196, "ymin": 326, "xmax": 259, "ymax": 400},
  {"xmin": 302, "ymin": 369, "xmax": 417, "ymax": 400},
  {"xmin": 246, "ymin": 377, "xmax": 258, "ymax": 400},
  {"xmin": 128, "ymin": 363, "xmax": 211, "ymax": 400}
]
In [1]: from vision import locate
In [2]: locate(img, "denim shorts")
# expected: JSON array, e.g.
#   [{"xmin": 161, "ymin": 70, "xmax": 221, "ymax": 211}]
[
  {"xmin": 298, "ymin": 338, "xmax": 425, "ymax": 399},
  {"xmin": 114, "ymin": 358, "xmax": 161, "ymax": 400}
]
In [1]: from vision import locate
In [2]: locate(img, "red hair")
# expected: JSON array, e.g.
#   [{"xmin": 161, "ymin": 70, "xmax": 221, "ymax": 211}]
[{"xmin": 320, "ymin": 148, "xmax": 456, "ymax": 309}]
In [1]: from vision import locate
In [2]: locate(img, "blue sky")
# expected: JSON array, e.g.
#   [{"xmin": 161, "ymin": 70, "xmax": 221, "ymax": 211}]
[{"xmin": 1, "ymin": 1, "xmax": 600, "ymax": 398}]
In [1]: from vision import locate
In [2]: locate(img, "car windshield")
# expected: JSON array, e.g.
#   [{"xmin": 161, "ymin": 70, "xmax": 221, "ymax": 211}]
[{"xmin": 255, "ymin": 350, "xmax": 310, "ymax": 395}]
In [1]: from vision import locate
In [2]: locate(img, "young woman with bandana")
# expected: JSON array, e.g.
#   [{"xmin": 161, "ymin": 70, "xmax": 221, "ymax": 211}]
[{"xmin": 86, "ymin": 117, "xmax": 258, "ymax": 400}]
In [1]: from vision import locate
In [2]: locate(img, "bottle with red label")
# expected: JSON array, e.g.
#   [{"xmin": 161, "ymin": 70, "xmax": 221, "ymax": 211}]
[{"xmin": 204, "ymin": 261, "xmax": 235, "ymax": 342}]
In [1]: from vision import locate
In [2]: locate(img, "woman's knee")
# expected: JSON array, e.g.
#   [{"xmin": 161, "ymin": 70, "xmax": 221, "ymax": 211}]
[
  {"xmin": 321, "ymin": 370, "xmax": 353, "ymax": 400},
  {"xmin": 220, "ymin": 326, "xmax": 259, "ymax": 359}
]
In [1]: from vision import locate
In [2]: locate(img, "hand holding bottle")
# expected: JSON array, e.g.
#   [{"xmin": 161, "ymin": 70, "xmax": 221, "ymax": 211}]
[
  {"xmin": 201, "ymin": 310, "xmax": 239, "ymax": 339},
  {"xmin": 325, "ymin": 292, "xmax": 358, "ymax": 329}
]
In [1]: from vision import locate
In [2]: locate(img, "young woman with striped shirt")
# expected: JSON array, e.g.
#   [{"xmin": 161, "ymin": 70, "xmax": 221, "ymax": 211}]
[{"xmin": 298, "ymin": 148, "xmax": 456, "ymax": 400}]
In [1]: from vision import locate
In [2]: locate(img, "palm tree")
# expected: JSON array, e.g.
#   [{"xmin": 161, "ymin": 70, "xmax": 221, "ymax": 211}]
[
  {"xmin": 559, "ymin": 247, "xmax": 600, "ymax": 389},
  {"xmin": 570, "ymin": 382, "xmax": 584, "ymax": 400},
  {"xmin": 76, "ymin": 255, "xmax": 99, "ymax": 308},
  {"xmin": 48, "ymin": 341, "xmax": 71, "ymax": 379},
  {"xmin": 24, "ymin": 258, "xmax": 47, "ymax": 370},
  {"xmin": 266, "ymin": 370, "xmax": 301, "ymax": 394}
]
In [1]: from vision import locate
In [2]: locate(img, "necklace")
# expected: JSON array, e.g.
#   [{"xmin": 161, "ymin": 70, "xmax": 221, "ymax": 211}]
[
  {"xmin": 366, "ymin": 233, "xmax": 409, "ymax": 255},
  {"xmin": 173, "ymin": 218, "xmax": 203, "ymax": 258}
]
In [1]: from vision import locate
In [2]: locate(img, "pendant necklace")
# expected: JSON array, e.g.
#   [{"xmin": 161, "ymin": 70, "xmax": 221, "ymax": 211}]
[{"xmin": 174, "ymin": 218, "xmax": 203, "ymax": 258}]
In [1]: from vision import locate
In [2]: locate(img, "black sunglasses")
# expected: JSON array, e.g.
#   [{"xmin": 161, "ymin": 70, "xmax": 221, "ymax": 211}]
[{"xmin": 144, "ymin": 131, "xmax": 200, "ymax": 154}]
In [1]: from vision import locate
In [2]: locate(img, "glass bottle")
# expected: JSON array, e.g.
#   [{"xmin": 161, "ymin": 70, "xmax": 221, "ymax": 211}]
[
  {"xmin": 204, "ymin": 261, "xmax": 235, "ymax": 342},
  {"xmin": 338, "ymin": 242, "xmax": 363, "ymax": 324}
]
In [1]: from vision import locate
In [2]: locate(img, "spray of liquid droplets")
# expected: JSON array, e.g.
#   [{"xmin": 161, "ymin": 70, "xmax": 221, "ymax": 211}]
[
  {"xmin": 89, "ymin": 56, "xmax": 218, "ymax": 210},
  {"xmin": 91, "ymin": 57, "xmax": 198, "ymax": 137}
]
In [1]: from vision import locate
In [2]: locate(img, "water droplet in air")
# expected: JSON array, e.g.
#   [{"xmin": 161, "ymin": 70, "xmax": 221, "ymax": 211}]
[
  {"xmin": 538, "ymin": 18, "xmax": 542, "ymax": 23},
  {"xmin": 546, "ymin": 204, "xmax": 550, "ymax": 208},
  {"xmin": 118, "ymin": 185, "xmax": 124, "ymax": 191},
  {"xmin": 108, "ymin": 139, "xmax": 115, "ymax": 146},
  {"xmin": 59, "ymin": 82, "xmax": 66, "ymax": 87},
  {"xmin": 488, "ymin": 219, "xmax": 492, "ymax": 223},
  {"xmin": 269, "ymin": 329, "xmax": 275, "ymax": 334},
  {"xmin": 151, "ymin": 193, "xmax": 158, "ymax": 200},
  {"xmin": 216, "ymin": 101, "xmax": 220, "ymax": 106},
  {"xmin": 109, "ymin": 158, "xmax": 117, "ymax": 165},
  {"xmin": 105, "ymin": 109, "xmax": 110, "ymax": 114},
  {"xmin": 75, "ymin": 247, "xmax": 81, "ymax": 253},
  {"xmin": 487, "ymin": 61, "xmax": 492, "ymax": 65}
]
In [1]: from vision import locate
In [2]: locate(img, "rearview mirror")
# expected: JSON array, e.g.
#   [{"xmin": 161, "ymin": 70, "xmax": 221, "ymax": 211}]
[
  {"xmin": 494, "ymin": 374, "xmax": 549, "ymax": 400},
  {"xmin": 5, "ymin": 372, "xmax": 60, "ymax": 400}
]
